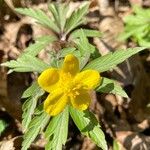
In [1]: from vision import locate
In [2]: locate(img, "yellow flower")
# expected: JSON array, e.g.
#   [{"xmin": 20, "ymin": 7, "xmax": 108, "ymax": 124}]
[{"xmin": 38, "ymin": 54, "xmax": 101, "ymax": 116}]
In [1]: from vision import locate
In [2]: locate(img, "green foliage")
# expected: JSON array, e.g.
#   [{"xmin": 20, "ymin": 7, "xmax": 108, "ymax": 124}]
[
  {"xmin": 84, "ymin": 47, "xmax": 146, "ymax": 72},
  {"xmin": 65, "ymin": 2, "xmax": 89, "ymax": 33},
  {"xmin": 69, "ymin": 106, "xmax": 107, "ymax": 150},
  {"xmin": 1, "ymin": 54, "xmax": 49, "ymax": 73},
  {"xmin": 15, "ymin": 8, "xmax": 60, "ymax": 33},
  {"xmin": 45, "ymin": 107, "xmax": 69, "ymax": 150},
  {"xmin": 23, "ymin": 36, "xmax": 57, "ymax": 57},
  {"xmin": 97, "ymin": 77, "xmax": 128, "ymax": 98},
  {"xmin": 22, "ymin": 82, "xmax": 44, "ymax": 131},
  {"xmin": 22, "ymin": 112, "xmax": 50, "ymax": 150},
  {"xmin": 113, "ymin": 140, "xmax": 121, "ymax": 150},
  {"xmin": 48, "ymin": 3, "xmax": 69, "ymax": 32},
  {"xmin": 74, "ymin": 29, "xmax": 96, "ymax": 69},
  {"xmin": 119, "ymin": 5, "xmax": 150, "ymax": 47},
  {"xmin": 1, "ymin": 36, "xmax": 55, "ymax": 73},
  {"xmin": 2, "ymin": 2, "xmax": 148, "ymax": 150},
  {"xmin": 59, "ymin": 47, "xmax": 76, "ymax": 57},
  {"xmin": 0, "ymin": 119, "xmax": 8, "ymax": 136},
  {"xmin": 70, "ymin": 29, "xmax": 102, "ymax": 39}
]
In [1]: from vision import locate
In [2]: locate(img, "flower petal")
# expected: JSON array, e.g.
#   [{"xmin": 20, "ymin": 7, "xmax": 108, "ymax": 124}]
[
  {"xmin": 38, "ymin": 68, "xmax": 60, "ymax": 93},
  {"xmin": 70, "ymin": 90, "xmax": 91, "ymax": 110},
  {"xmin": 75, "ymin": 70, "xmax": 101, "ymax": 89},
  {"xmin": 44, "ymin": 90, "xmax": 69, "ymax": 116},
  {"xmin": 62, "ymin": 54, "xmax": 79, "ymax": 76}
]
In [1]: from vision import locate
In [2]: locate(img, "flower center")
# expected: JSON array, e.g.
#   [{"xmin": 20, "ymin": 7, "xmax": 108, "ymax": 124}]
[{"xmin": 60, "ymin": 72, "xmax": 87, "ymax": 98}]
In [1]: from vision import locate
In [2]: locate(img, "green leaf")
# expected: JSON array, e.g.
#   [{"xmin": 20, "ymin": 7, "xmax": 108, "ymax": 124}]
[
  {"xmin": 49, "ymin": 3, "xmax": 68, "ymax": 32},
  {"xmin": 0, "ymin": 119, "xmax": 8, "ymax": 136},
  {"xmin": 22, "ymin": 82, "xmax": 40, "ymax": 98},
  {"xmin": 23, "ymin": 36, "xmax": 57, "ymax": 57},
  {"xmin": 73, "ymin": 29, "xmax": 95, "ymax": 69},
  {"xmin": 96, "ymin": 77, "xmax": 128, "ymax": 98},
  {"xmin": 22, "ymin": 82, "xmax": 44, "ymax": 131},
  {"xmin": 45, "ymin": 106, "xmax": 69, "ymax": 150},
  {"xmin": 119, "ymin": 5, "xmax": 150, "ymax": 47},
  {"xmin": 59, "ymin": 47, "xmax": 76, "ymax": 57},
  {"xmin": 22, "ymin": 112, "xmax": 50, "ymax": 150},
  {"xmin": 113, "ymin": 140, "xmax": 121, "ymax": 150},
  {"xmin": 80, "ymin": 53, "xmax": 91, "ymax": 70},
  {"xmin": 15, "ymin": 8, "xmax": 60, "ymax": 33},
  {"xmin": 75, "ymin": 29, "xmax": 95, "ymax": 54},
  {"xmin": 65, "ymin": 2, "xmax": 89, "ymax": 33},
  {"xmin": 118, "ymin": 25, "xmax": 148, "ymax": 41},
  {"xmin": 84, "ymin": 47, "xmax": 146, "ymax": 72},
  {"xmin": 1, "ymin": 54, "xmax": 49, "ymax": 73},
  {"xmin": 70, "ymin": 29, "xmax": 102, "ymax": 39},
  {"xmin": 34, "ymin": 104, "xmax": 44, "ymax": 115},
  {"xmin": 69, "ymin": 107, "xmax": 107, "ymax": 150}
]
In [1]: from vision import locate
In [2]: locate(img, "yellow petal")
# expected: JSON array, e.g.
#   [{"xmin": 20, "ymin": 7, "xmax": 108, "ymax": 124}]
[
  {"xmin": 44, "ymin": 90, "xmax": 68, "ymax": 116},
  {"xmin": 70, "ymin": 90, "xmax": 91, "ymax": 110},
  {"xmin": 38, "ymin": 68, "xmax": 60, "ymax": 93},
  {"xmin": 62, "ymin": 54, "xmax": 79, "ymax": 76},
  {"xmin": 75, "ymin": 70, "xmax": 101, "ymax": 89}
]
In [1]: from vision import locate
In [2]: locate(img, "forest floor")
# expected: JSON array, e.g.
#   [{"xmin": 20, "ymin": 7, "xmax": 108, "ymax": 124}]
[{"xmin": 0, "ymin": 0, "xmax": 150, "ymax": 150}]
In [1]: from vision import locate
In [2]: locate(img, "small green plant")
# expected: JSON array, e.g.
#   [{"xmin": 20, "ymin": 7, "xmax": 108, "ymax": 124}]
[
  {"xmin": 0, "ymin": 119, "xmax": 8, "ymax": 136},
  {"xmin": 1, "ymin": 2, "xmax": 146, "ymax": 150},
  {"xmin": 119, "ymin": 5, "xmax": 150, "ymax": 47}
]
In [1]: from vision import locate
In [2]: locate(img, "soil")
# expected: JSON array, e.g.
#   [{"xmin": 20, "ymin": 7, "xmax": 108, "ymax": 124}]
[{"xmin": 0, "ymin": 0, "xmax": 150, "ymax": 150}]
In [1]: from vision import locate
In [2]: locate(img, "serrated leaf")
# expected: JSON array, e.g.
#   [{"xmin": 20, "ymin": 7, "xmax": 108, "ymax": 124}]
[
  {"xmin": 118, "ymin": 25, "xmax": 148, "ymax": 41},
  {"xmin": 22, "ymin": 82, "xmax": 44, "ymax": 131},
  {"xmin": 119, "ymin": 5, "xmax": 150, "ymax": 47},
  {"xmin": 34, "ymin": 104, "xmax": 44, "ymax": 115},
  {"xmin": 80, "ymin": 53, "xmax": 91, "ymax": 70},
  {"xmin": 23, "ymin": 35, "xmax": 57, "ymax": 57},
  {"xmin": 22, "ymin": 82, "xmax": 40, "ymax": 98},
  {"xmin": 65, "ymin": 2, "xmax": 89, "ymax": 33},
  {"xmin": 22, "ymin": 112, "xmax": 50, "ymax": 150},
  {"xmin": 84, "ymin": 47, "xmax": 146, "ymax": 72},
  {"xmin": 49, "ymin": 3, "xmax": 68, "ymax": 32},
  {"xmin": 1, "ymin": 54, "xmax": 49, "ymax": 73},
  {"xmin": 75, "ymin": 29, "xmax": 95, "ymax": 54},
  {"xmin": 15, "ymin": 8, "xmax": 60, "ymax": 33},
  {"xmin": 96, "ymin": 77, "xmax": 128, "ymax": 98},
  {"xmin": 70, "ymin": 29, "xmax": 102, "ymax": 39},
  {"xmin": 69, "ymin": 107, "xmax": 107, "ymax": 150},
  {"xmin": 59, "ymin": 47, "xmax": 76, "ymax": 57},
  {"xmin": 73, "ymin": 29, "xmax": 95, "ymax": 69},
  {"xmin": 45, "ymin": 106, "xmax": 69, "ymax": 150}
]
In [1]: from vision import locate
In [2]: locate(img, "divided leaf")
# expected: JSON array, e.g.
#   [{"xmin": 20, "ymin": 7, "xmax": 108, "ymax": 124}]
[
  {"xmin": 1, "ymin": 54, "xmax": 49, "ymax": 73},
  {"xmin": 119, "ymin": 5, "xmax": 150, "ymax": 47},
  {"xmin": 75, "ymin": 29, "xmax": 95, "ymax": 69},
  {"xmin": 45, "ymin": 106, "xmax": 69, "ymax": 150},
  {"xmin": 59, "ymin": 47, "xmax": 76, "ymax": 57},
  {"xmin": 23, "ymin": 35, "xmax": 57, "ymax": 57},
  {"xmin": 65, "ymin": 2, "xmax": 89, "ymax": 33},
  {"xmin": 84, "ymin": 47, "xmax": 146, "ymax": 72},
  {"xmin": 49, "ymin": 3, "xmax": 69, "ymax": 32},
  {"xmin": 96, "ymin": 77, "xmax": 128, "ymax": 98},
  {"xmin": 15, "ymin": 8, "xmax": 60, "ymax": 33},
  {"xmin": 22, "ymin": 112, "xmax": 50, "ymax": 150},
  {"xmin": 22, "ymin": 82, "xmax": 41, "ymax": 99},
  {"xmin": 69, "ymin": 107, "xmax": 107, "ymax": 150},
  {"xmin": 22, "ymin": 82, "xmax": 44, "ymax": 131},
  {"xmin": 70, "ymin": 29, "xmax": 102, "ymax": 39}
]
